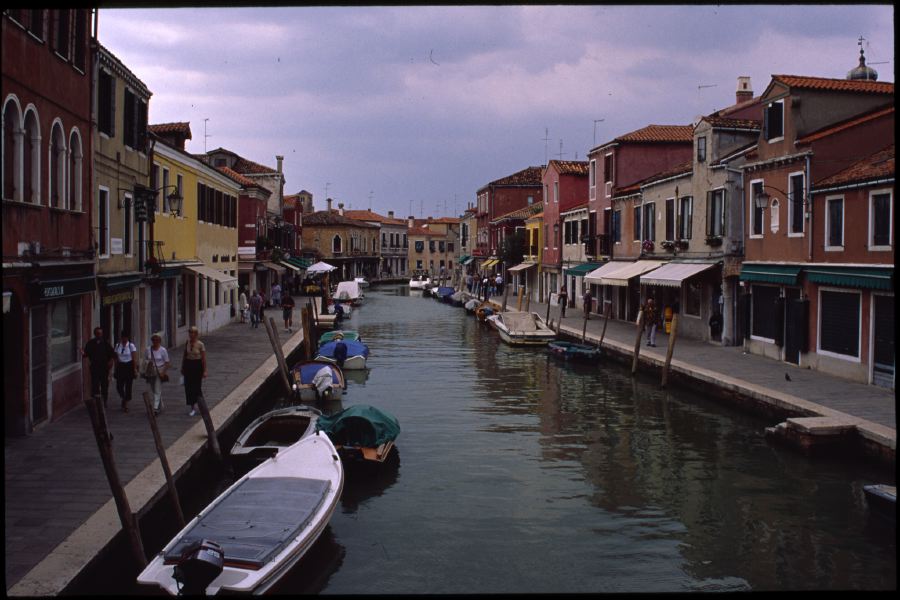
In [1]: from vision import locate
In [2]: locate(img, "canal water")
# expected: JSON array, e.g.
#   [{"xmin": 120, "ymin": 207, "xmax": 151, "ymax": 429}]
[
  {"xmin": 279, "ymin": 284, "xmax": 895, "ymax": 593},
  {"xmin": 116, "ymin": 283, "xmax": 894, "ymax": 594}
]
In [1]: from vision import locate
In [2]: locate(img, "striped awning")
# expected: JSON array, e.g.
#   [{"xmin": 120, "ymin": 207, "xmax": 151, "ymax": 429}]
[
  {"xmin": 482, "ymin": 259, "xmax": 499, "ymax": 268},
  {"xmin": 508, "ymin": 261, "xmax": 537, "ymax": 272},
  {"xmin": 804, "ymin": 265, "xmax": 893, "ymax": 290},
  {"xmin": 564, "ymin": 262, "xmax": 604, "ymax": 277},
  {"xmin": 584, "ymin": 261, "xmax": 633, "ymax": 285},
  {"xmin": 601, "ymin": 260, "xmax": 667, "ymax": 287},
  {"xmin": 739, "ymin": 263, "xmax": 802, "ymax": 286},
  {"xmin": 186, "ymin": 264, "xmax": 238, "ymax": 287},
  {"xmin": 640, "ymin": 262, "xmax": 718, "ymax": 288}
]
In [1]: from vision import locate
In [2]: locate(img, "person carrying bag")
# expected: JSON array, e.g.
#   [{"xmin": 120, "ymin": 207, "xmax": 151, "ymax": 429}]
[{"xmin": 144, "ymin": 334, "xmax": 171, "ymax": 415}]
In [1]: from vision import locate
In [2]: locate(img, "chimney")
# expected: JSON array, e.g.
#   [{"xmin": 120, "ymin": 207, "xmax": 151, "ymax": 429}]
[
  {"xmin": 388, "ymin": 210, "xmax": 394, "ymax": 219},
  {"xmin": 276, "ymin": 155, "xmax": 283, "ymax": 173},
  {"xmin": 736, "ymin": 76, "xmax": 753, "ymax": 103},
  {"xmin": 327, "ymin": 198, "xmax": 333, "ymax": 213},
  {"xmin": 338, "ymin": 202, "xmax": 344, "ymax": 216},
  {"xmin": 408, "ymin": 215, "xmax": 415, "ymax": 229}
]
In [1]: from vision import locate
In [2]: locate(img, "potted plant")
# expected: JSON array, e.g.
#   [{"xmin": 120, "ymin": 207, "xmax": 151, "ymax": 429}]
[
  {"xmin": 641, "ymin": 239, "xmax": 655, "ymax": 253},
  {"xmin": 660, "ymin": 240, "xmax": 675, "ymax": 251},
  {"xmin": 675, "ymin": 239, "xmax": 689, "ymax": 250},
  {"xmin": 705, "ymin": 235, "xmax": 723, "ymax": 247}
]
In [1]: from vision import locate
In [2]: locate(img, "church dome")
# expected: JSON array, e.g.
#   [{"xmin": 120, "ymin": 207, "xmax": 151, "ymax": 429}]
[{"xmin": 847, "ymin": 45, "xmax": 878, "ymax": 81}]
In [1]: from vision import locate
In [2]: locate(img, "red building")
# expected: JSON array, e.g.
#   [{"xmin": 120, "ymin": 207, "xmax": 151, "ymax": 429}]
[
  {"xmin": 3, "ymin": 9, "xmax": 94, "ymax": 434},
  {"xmin": 473, "ymin": 166, "xmax": 543, "ymax": 271},
  {"xmin": 539, "ymin": 160, "xmax": 588, "ymax": 297}
]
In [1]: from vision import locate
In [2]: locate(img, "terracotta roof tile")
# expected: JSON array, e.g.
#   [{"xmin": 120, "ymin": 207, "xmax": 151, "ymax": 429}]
[
  {"xmin": 641, "ymin": 160, "xmax": 693, "ymax": 186},
  {"xmin": 216, "ymin": 166, "xmax": 263, "ymax": 189},
  {"xmin": 548, "ymin": 160, "xmax": 589, "ymax": 176},
  {"xmin": 302, "ymin": 210, "xmax": 378, "ymax": 228},
  {"xmin": 484, "ymin": 166, "xmax": 544, "ymax": 188},
  {"xmin": 492, "ymin": 201, "xmax": 544, "ymax": 223},
  {"xmin": 408, "ymin": 226, "xmax": 441, "ymax": 237},
  {"xmin": 814, "ymin": 144, "xmax": 894, "ymax": 189},
  {"xmin": 702, "ymin": 116, "xmax": 761, "ymax": 130},
  {"xmin": 772, "ymin": 74, "xmax": 894, "ymax": 94},
  {"xmin": 796, "ymin": 104, "xmax": 894, "ymax": 145},
  {"xmin": 615, "ymin": 124, "xmax": 693, "ymax": 143},
  {"xmin": 149, "ymin": 122, "xmax": 192, "ymax": 139},
  {"xmin": 231, "ymin": 157, "xmax": 277, "ymax": 175},
  {"xmin": 343, "ymin": 209, "xmax": 407, "ymax": 226}
]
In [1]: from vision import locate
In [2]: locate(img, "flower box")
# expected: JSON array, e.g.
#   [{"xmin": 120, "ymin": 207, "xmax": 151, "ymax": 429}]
[
  {"xmin": 675, "ymin": 239, "xmax": 689, "ymax": 250},
  {"xmin": 660, "ymin": 240, "xmax": 675, "ymax": 251},
  {"xmin": 705, "ymin": 236, "xmax": 723, "ymax": 247}
]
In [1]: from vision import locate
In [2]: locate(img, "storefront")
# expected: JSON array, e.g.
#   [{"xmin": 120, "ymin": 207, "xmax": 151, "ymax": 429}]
[
  {"xmin": 639, "ymin": 261, "xmax": 721, "ymax": 342},
  {"xmin": 97, "ymin": 273, "xmax": 142, "ymax": 346}
]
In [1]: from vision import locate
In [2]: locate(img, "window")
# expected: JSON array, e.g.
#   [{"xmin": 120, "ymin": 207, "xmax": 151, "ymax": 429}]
[
  {"xmin": 819, "ymin": 289, "xmax": 860, "ymax": 359},
  {"xmin": 527, "ymin": 195, "xmax": 534, "ymax": 206},
  {"xmin": 49, "ymin": 299, "xmax": 78, "ymax": 371},
  {"xmin": 697, "ymin": 136, "xmax": 707, "ymax": 163},
  {"xmin": 564, "ymin": 220, "xmax": 571, "ymax": 245},
  {"xmin": 612, "ymin": 209, "xmax": 621, "ymax": 243},
  {"xmin": 98, "ymin": 187, "xmax": 110, "ymax": 256},
  {"xmin": 765, "ymin": 99, "xmax": 784, "ymax": 141},
  {"xmin": 870, "ymin": 190, "xmax": 892, "ymax": 248},
  {"xmin": 3, "ymin": 99, "xmax": 22, "ymax": 202},
  {"xmin": 382, "ymin": 233, "xmax": 387, "ymax": 247},
  {"xmin": 544, "ymin": 225, "xmax": 549, "ymax": 249},
  {"xmin": 642, "ymin": 202, "xmax": 655, "ymax": 242},
  {"xmin": 448, "ymin": 242, "xmax": 454, "ymax": 253},
  {"xmin": 589, "ymin": 159, "xmax": 596, "ymax": 199},
  {"xmin": 665, "ymin": 198, "xmax": 675, "ymax": 241},
  {"xmin": 161, "ymin": 168, "xmax": 170, "ymax": 213},
  {"xmin": 751, "ymin": 284, "xmax": 779, "ymax": 340},
  {"xmin": 554, "ymin": 181, "xmax": 559, "ymax": 204},
  {"xmin": 825, "ymin": 196, "xmax": 844, "ymax": 249},
  {"xmin": 177, "ymin": 276, "xmax": 186, "ymax": 327},
  {"xmin": 176, "ymin": 174, "xmax": 183, "ymax": 216},
  {"xmin": 429, "ymin": 240, "xmax": 435, "ymax": 253},
  {"xmin": 98, "ymin": 69, "xmax": 115, "ymax": 137},
  {"xmin": 197, "ymin": 182, "xmax": 205, "ymax": 221},
  {"xmin": 52, "ymin": 9, "xmax": 71, "ymax": 59},
  {"xmin": 770, "ymin": 199, "xmax": 780, "ymax": 232},
  {"xmin": 123, "ymin": 89, "xmax": 147, "ymax": 151},
  {"xmin": 750, "ymin": 180, "xmax": 764, "ymax": 237},
  {"xmin": 706, "ymin": 189, "xmax": 725, "ymax": 237},
  {"xmin": 123, "ymin": 192, "xmax": 132, "ymax": 256},
  {"xmin": 72, "ymin": 10, "xmax": 86, "ymax": 71},
  {"xmin": 67, "ymin": 130, "xmax": 82, "ymax": 211},
  {"xmin": 49, "ymin": 122, "xmax": 65, "ymax": 208},
  {"xmin": 553, "ymin": 223, "xmax": 559, "ymax": 248},
  {"xmin": 403, "ymin": 233, "xmax": 407, "ymax": 248},
  {"xmin": 332, "ymin": 235, "xmax": 342, "ymax": 254},
  {"xmin": 684, "ymin": 279, "xmax": 701, "ymax": 316},
  {"xmin": 604, "ymin": 154, "xmax": 614, "ymax": 196},
  {"xmin": 23, "ymin": 109, "xmax": 39, "ymax": 204},
  {"xmin": 27, "ymin": 9, "xmax": 45, "ymax": 40},
  {"xmin": 788, "ymin": 173, "xmax": 804, "ymax": 235},
  {"xmin": 633, "ymin": 206, "xmax": 641, "ymax": 241},
  {"xmin": 678, "ymin": 196, "xmax": 693, "ymax": 240}
]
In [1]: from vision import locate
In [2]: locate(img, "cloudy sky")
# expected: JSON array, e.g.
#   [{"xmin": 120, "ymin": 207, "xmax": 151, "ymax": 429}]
[{"xmin": 98, "ymin": 5, "xmax": 894, "ymax": 219}]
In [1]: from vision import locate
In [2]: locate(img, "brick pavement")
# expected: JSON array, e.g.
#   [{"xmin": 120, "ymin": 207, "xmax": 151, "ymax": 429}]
[{"xmin": 4, "ymin": 308, "xmax": 310, "ymax": 591}]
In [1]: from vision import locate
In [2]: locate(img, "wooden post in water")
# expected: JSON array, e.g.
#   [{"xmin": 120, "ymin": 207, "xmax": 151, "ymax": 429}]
[
  {"xmin": 581, "ymin": 311, "xmax": 589, "ymax": 343},
  {"xmin": 501, "ymin": 274, "xmax": 510, "ymax": 312},
  {"xmin": 83, "ymin": 393, "xmax": 147, "ymax": 568},
  {"xmin": 598, "ymin": 300, "xmax": 612, "ymax": 349},
  {"xmin": 631, "ymin": 309, "xmax": 645, "ymax": 375},
  {"xmin": 525, "ymin": 278, "xmax": 531, "ymax": 312},
  {"xmin": 141, "ymin": 392, "xmax": 185, "ymax": 527},
  {"xmin": 545, "ymin": 291, "xmax": 552, "ymax": 324},
  {"xmin": 264, "ymin": 315, "xmax": 294, "ymax": 398},
  {"xmin": 661, "ymin": 313, "xmax": 679, "ymax": 388},
  {"xmin": 195, "ymin": 393, "xmax": 223, "ymax": 463},
  {"xmin": 300, "ymin": 306, "xmax": 312, "ymax": 359}
]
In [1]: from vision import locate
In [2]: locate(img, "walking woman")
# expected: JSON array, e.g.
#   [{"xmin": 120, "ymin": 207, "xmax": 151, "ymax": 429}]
[
  {"xmin": 114, "ymin": 331, "xmax": 138, "ymax": 412},
  {"xmin": 145, "ymin": 334, "xmax": 171, "ymax": 415},
  {"xmin": 181, "ymin": 326, "xmax": 207, "ymax": 416}
]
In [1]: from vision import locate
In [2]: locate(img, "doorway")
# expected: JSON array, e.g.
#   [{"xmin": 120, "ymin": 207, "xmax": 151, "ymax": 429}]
[
  {"xmin": 783, "ymin": 288, "xmax": 802, "ymax": 365},
  {"xmin": 872, "ymin": 294, "xmax": 894, "ymax": 388},
  {"xmin": 30, "ymin": 305, "xmax": 48, "ymax": 425}
]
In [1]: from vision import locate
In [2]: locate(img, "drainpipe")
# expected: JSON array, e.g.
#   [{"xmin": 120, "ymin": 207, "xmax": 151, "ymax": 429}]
[
  {"xmin": 725, "ymin": 166, "xmax": 744, "ymax": 347},
  {"xmin": 806, "ymin": 154, "xmax": 813, "ymax": 263}
]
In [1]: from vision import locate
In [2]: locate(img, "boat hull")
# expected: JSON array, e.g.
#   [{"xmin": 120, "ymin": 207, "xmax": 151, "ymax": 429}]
[
  {"xmin": 138, "ymin": 434, "xmax": 343, "ymax": 595},
  {"xmin": 547, "ymin": 341, "xmax": 601, "ymax": 361},
  {"xmin": 314, "ymin": 354, "xmax": 367, "ymax": 371}
]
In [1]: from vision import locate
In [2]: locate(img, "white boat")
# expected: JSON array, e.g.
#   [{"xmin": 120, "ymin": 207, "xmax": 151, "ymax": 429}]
[
  {"xmin": 231, "ymin": 405, "xmax": 322, "ymax": 463},
  {"xmin": 354, "ymin": 276, "xmax": 370, "ymax": 288},
  {"xmin": 408, "ymin": 275, "xmax": 431, "ymax": 290},
  {"xmin": 138, "ymin": 433, "xmax": 343, "ymax": 595},
  {"xmin": 290, "ymin": 361, "xmax": 346, "ymax": 403},
  {"xmin": 486, "ymin": 311, "xmax": 556, "ymax": 346},
  {"xmin": 334, "ymin": 280, "xmax": 364, "ymax": 305},
  {"xmin": 327, "ymin": 302, "xmax": 352, "ymax": 316}
]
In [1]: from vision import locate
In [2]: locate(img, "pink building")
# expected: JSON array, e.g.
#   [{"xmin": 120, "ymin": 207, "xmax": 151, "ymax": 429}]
[{"xmin": 539, "ymin": 160, "xmax": 588, "ymax": 297}]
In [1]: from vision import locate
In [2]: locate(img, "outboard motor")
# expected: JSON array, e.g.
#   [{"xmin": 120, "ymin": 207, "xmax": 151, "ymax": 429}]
[{"xmin": 173, "ymin": 539, "xmax": 224, "ymax": 596}]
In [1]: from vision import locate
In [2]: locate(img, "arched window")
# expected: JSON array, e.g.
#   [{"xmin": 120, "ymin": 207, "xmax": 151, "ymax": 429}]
[
  {"xmin": 332, "ymin": 234, "xmax": 342, "ymax": 254},
  {"xmin": 23, "ymin": 107, "xmax": 40, "ymax": 204},
  {"xmin": 68, "ymin": 128, "xmax": 82, "ymax": 211},
  {"xmin": 49, "ymin": 121, "xmax": 65, "ymax": 208},
  {"xmin": 2, "ymin": 97, "xmax": 23, "ymax": 202}
]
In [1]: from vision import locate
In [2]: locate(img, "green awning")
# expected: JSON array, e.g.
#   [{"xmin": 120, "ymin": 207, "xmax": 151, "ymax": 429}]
[
  {"xmin": 564, "ymin": 262, "xmax": 604, "ymax": 277},
  {"xmin": 805, "ymin": 266, "xmax": 893, "ymax": 291},
  {"xmin": 739, "ymin": 264, "xmax": 802, "ymax": 285},
  {"xmin": 99, "ymin": 273, "xmax": 143, "ymax": 291},
  {"xmin": 284, "ymin": 257, "xmax": 312, "ymax": 269},
  {"xmin": 458, "ymin": 255, "xmax": 471, "ymax": 265}
]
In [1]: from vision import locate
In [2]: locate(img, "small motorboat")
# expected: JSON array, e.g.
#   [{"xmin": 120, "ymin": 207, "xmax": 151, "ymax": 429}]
[
  {"xmin": 327, "ymin": 302, "xmax": 352, "ymax": 317},
  {"xmin": 547, "ymin": 340, "xmax": 601, "ymax": 361},
  {"xmin": 317, "ymin": 330, "xmax": 361, "ymax": 347},
  {"xmin": 487, "ymin": 311, "xmax": 556, "ymax": 346},
  {"xmin": 291, "ymin": 360, "xmax": 346, "ymax": 403},
  {"xmin": 409, "ymin": 275, "xmax": 431, "ymax": 290},
  {"xmin": 315, "ymin": 404, "xmax": 400, "ymax": 464},
  {"xmin": 138, "ymin": 433, "xmax": 343, "ymax": 595},
  {"xmin": 334, "ymin": 280, "xmax": 364, "ymax": 305},
  {"xmin": 354, "ymin": 276, "xmax": 370, "ymax": 289},
  {"xmin": 434, "ymin": 286, "xmax": 455, "ymax": 303},
  {"xmin": 464, "ymin": 298, "xmax": 480, "ymax": 313},
  {"xmin": 315, "ymin": 339, "xmax": 370, "ymax": 370},
  {"xmin": 231, "ymin": 404, "xmax": 322, "ymax": 463},
  {"xmin": 475, "ymin": 303, "xmax": 495, "ymax": 322},
  {"xmin": 863, "ymin": 484, "xmax": 896, "ymax": 521},
  {"xmin": 450, "ymin": 291, "xmax": 467, "ymax": 307}
]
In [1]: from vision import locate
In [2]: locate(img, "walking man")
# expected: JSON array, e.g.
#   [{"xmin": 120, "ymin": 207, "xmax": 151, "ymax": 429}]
[
  {"xmin": 249, "ymin": 290, "xmax": 262, "ymax": 328},
  {"xmin": 558, "ymin": 287, "xmax": 568, "ymax": 319},
  {"xmin": 82, "ymin": 327, "xmax": 115, "ymax": 406},
  {"xmin": 643, "ymin": 297, "xmax": 658, "ymax": 346},
  {"xmin": 271, "ymin": 282, "xmax": 282, "ymax": 307},
  {"xmin": 583, "ymin": 288, "xmax": 593, "ymax": 320},
  {"xmin": 282, "ymin": 292, "xmax": 296, "ymax": 333}
]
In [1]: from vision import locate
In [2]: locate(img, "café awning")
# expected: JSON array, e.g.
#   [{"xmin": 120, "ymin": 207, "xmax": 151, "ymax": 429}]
[
  {"xmin": 508, "ymin": 261, "xmax": 537, "ymax": 272},
  {"xmin": 601, "ymin": 260, "xmax": 667, "ymax": 287},
  {"xmin": 564, "ymin": 262, "xmax": 604, "ymax": 277},
  {"xmin": 640, "ymin": 261, "xmax": 718, "ymax": 288},
  {"xmin": 482, "ymin": 259, "xmax": 498, "ymax": 268},
  {"xmin": 739, "ymin": 263, "xmax": 802, "ymax": 286},
  {"xmin": 280, "ymin": 260, "xmax": 302, "ymax": 272},
  {"xmin": 261, "ymin": 261, "xmax": 286, "ymax": 274},
  {"xmin": 186, "ymin": 264, "xmax": 238, "ymax": 287},
  {"xmin": 804, "ymin": 265, "xmax": 893, "ymax": 290},
  {"xmin": 584, "ymin": 260, "xmax": 634, "ymax": 285}
]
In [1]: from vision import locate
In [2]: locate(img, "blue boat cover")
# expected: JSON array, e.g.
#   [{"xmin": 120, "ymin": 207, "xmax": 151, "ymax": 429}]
[
  {"xmin": 315, "ymin": 404, "xmax": 400, "ymax": 447},
  {"xmin": 294, "ymin": 362, "xmax": 340, "ymax": 384},
  {"xmin": 317, "ymin": 339, "xmax": 369, "ymax": 359},
  {"xmin": 163, "ymin": 476, "xmax": 330, "ymax": 568},
  {"xmin": 436, "ymin": 286, "xmax": 455, "ymax": 297}
]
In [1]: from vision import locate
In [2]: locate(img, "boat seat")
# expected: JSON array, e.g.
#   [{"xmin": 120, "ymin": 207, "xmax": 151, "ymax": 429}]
[{"xmin": 163, "ymin": 476, "xmax": 330, "ymax": 568}]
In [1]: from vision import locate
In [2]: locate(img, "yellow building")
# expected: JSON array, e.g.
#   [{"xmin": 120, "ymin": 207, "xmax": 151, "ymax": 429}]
[
  {"xmin": 148, "ymin": 124, "xmax": 239, "ymax": 343},
  {"xmin": 523, "ymin": 208, "xmax": 544, "ymax": 302}
]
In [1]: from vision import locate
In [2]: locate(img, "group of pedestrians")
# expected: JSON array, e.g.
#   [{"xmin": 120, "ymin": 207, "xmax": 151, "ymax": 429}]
[
  {"xmin": 82, "ymin": 325, "xmax": 207, "ymax": 419},
  {"xmin": 239, "ymin": 283, "xmax": 295, "ymax": 333}
]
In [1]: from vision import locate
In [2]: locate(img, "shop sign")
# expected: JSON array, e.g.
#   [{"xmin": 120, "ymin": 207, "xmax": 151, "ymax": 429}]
[
  {"xmin": 33, "ymin": 276, "xmax": 96, "ymax": 302},
  {"xmin": 110, "ymin": 238, "xmax": 123, "ymax": 255},
  {"xmin": 101, "ymin": 289, "xmax": 135, "ymax": 306}
]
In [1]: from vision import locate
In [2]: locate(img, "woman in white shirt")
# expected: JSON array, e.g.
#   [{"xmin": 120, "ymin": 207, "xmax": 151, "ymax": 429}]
[
  {"xmin": 145, "ymin": 334, "xmax": 171, "ymax": 415},
  {"xmin": 114, "ymin": 331, "xmax": 138, "ymax": 412}
]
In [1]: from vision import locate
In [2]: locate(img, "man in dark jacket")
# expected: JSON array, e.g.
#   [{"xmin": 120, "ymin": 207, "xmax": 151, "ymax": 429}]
[{"xmin": 82, "ymin": 327, "xmax": 115, "ymax": 405}]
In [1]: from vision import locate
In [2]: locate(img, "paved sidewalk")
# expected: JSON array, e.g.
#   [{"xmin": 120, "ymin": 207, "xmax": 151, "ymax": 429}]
[
  {"xmin": 487, "ymin": 294, "xmax": 895, "ymax": 433},
  {"xmin": 4, "ymin": 309, "xmax": 309, "ymax": 591}
]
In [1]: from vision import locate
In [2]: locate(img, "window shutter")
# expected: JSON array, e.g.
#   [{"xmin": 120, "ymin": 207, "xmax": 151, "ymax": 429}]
[
  {"xmin": 706, "ymin": 191, "xmax": 713, "ymax": 237},
  {"xmin": 138, "ymin": 101, "xmax": 147, "ymax": 152},
  {"xmin": 763, "ymin": 107, "xmax": 769, "ymax": 139}
]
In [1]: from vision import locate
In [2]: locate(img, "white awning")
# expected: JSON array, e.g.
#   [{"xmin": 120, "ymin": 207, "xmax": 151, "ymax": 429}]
[
  {"xmin": 261, "ymin": 261, "xmax": 286, "ymax": 274},
  {"xmin": 307, "ymin": 261, "xmax": 337, "ymax": 274},
  {"xmin": 507, "ymin": 261, "xmax": 537, "ymax": 272},
  {"xmin": 601, "ymin": 260, "xmax": 667, "ymax": 287},
  {"xmin": 640, "ymin": 262, "xmax": 718, "ymax": 288},
  {"xmin": 584, "ymin": 261, "xmax": 634, "ymax": 285},
  {"xmin": 186, "ymin": 264, "xmax": 238, "ymax": 287}
]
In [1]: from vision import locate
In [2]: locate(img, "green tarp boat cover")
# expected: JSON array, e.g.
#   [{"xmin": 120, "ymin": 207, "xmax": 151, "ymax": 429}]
[{"xmin": 315, "ymin": 405, "xmax": 400, "ymax": 447}]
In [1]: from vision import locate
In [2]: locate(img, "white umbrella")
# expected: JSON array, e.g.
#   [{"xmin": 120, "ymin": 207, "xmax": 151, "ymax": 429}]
[{"xmin": 307, "ymin": 261, "xmax": 337, "ymax": 274}]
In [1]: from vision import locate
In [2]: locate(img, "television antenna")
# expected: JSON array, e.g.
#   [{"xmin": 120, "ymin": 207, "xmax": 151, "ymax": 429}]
[
  {"xmin": 542, "ymin": 128, "xmax": 551, "ymax": 165},
  {"xmin": 593, "ymin": 119, "xmax": 604, "ymax": 147},
  {"xmin": 203, "ymin": 118, "xmax": 211, "ymax": 153}
]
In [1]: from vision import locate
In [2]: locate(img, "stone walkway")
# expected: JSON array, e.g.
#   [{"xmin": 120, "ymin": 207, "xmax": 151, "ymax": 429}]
[{"xmin": 4, "ymin": 303, "xmax": 313, "ymax": 592}]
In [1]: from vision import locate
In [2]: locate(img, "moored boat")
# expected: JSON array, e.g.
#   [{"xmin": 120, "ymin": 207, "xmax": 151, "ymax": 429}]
[
  {"xmin": 334, "ymin": 280, "xmax": 364, "ymax": 305},
  {"xmin": 315, "ymin": 339, "xmax": 370, "ymax": 370},
  {"xmin": 317, "ymin": 330, "xmax": 361, "ymax": 347},
  {"xmin": 231, "ymin": 404, "xmax": 322, "ymax": 463},
  {"xmin": 487, "ymin": 311, "xmax": 556, "ymax": 346},
  {"xmin": 863, "ymin": 484, "xmax": 896, "ymax": 521},
  {"xmin": 547, "ymin": 340, "xmax": 601, "ymax": 361},
  {"xmin": 354, "ymin": 276, "xmax": 369, "ymax": 288},
  {"xmin": 434, "ymin": 286, "xmax": 455, "ymax": 302},
  {"xmin": 464, "ymin": 298, "xmax": 480, "ymax": 312},
  {"xmin": 450, "ymin": 291, "xmax": 467, "ymax": 307},
  {"xmin": 316, "ymin": 404, "xmax": 400, "ymax": 463},
  {"xmin": 138, "ymin": 433, "xmax": 343, "ymax": 595},
  {"xmin": 290, "ymin": 360, "xmax": 346, "ymax": 402},
  {"xmin": 408, "ymin": 275, "xmax": 431, "ymax": 290}
]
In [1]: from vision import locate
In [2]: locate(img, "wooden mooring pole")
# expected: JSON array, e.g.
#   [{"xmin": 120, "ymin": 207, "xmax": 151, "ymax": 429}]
[
  {"xmin": 83, "ymin": 393, "xmax": 147, "ymax": 568},
  {"xmin": 300, "ymin": 306, "xmax": 312, "ymax": 359},
  {"xmin": 631, "ymin": 310, "xmax": 645, "ymax": 375},
  {"xmin": 264, "ymin": 315, "xmax": 294, "ymax": 398},
  {"xmin": 661, "ymin": 313, "xmax": 679, "ymax": 388},
  {"xmin": 141, "ymin": 392, "xmax": 185, "ymax": 527},
  {"xmin": 545, "ymin": 291, "xmax": 552, "ymax": 324},
  {"xmin": 598, "ymin": 300, "xmax": 612, "ymax": 349},
  {"xmin": 581, "ymin": 311, "xmax": 589, "ymax": 343},
  {"xmin": 195, "ymin": 393, "xmax": 223, "ymax": 464},
  {"xmin": 501, "ymin": 275, "xmax": 510, "ymax": 312}
]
